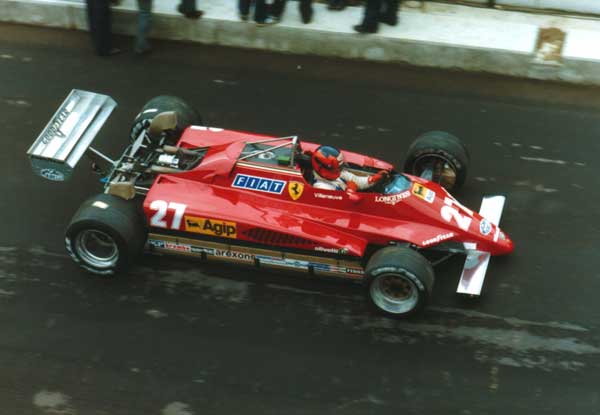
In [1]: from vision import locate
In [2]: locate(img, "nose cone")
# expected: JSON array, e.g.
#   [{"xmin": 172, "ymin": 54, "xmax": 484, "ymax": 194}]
[{"xmin": 496, "ymin": 230, "xmax": 514, "ymax": 255}]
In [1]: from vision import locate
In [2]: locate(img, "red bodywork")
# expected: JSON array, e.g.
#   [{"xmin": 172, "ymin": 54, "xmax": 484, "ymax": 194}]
[{"xmin": 142, "ymin": 127, "xmax": 513, "ymax": 278}]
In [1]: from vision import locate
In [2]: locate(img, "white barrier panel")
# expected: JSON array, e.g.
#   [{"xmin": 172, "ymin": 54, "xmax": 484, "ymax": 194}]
[
  {"xmin": 496, "ymin": 0, "xmax": 600, "ymax": 14},
  {"xmin": 57, "ymin": 0, "xmax": 600, "ymax": 15}
]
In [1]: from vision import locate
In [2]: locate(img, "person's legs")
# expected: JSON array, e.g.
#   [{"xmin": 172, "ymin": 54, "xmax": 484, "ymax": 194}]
[
  {"xmin": 135, "ymin": 0, "xmax": 152, "ymax": 53},
  {"xmin": 89, "ymin": 0, "xmax": 112, "ymax": 55},
  {"xmin": 239, "ymin": 0, "xmax": 251, "ymax": 19},
  {"xmin": 379, "ymin": 0, "xmax": 399, "ymax": 25},
  {"xmin": 298, "ymin": 0, "xmax": 313, "ymax": 23},
  {"xmin": 178, "ymin": 0, "xmax": 203, "ymax": 18},
  {"xmin": 254, "ymin": 0, "xmax": 268, "ymax": 23},
  {"xmin": 355, "ymin": 0, "xmax": 381, "ymax": 33},
  {"xmin": 270, "ymin": 0, "xmax": 286, "ymax": 20}
]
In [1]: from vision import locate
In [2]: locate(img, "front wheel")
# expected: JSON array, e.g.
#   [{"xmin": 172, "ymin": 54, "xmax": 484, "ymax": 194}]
[
  {"xmin": 403, "ymin": 131, "xmax": 469, "ymax": 192},
  {"xmin": 365, "ymin": 246, "xmax": 434, "ymax": 318},
  {"xmin": 65, "ymin": 194, "xmax": 146, "ymax": 275}
]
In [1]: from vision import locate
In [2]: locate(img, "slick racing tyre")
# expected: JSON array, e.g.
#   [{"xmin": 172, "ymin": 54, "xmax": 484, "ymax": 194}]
[
  {"xmin": 65, "ymin": 194, "xmax": 146, "ymax": 276},
  {"xmin": 403, "ymin": 131, "xmax": 470, "ymax": 192},
  {"xmin": 365, "ymin": 246, "xmax": 434, "ymax": 318},
  {"xmin": 130, "ymin": 95, "xmax": 203, "ymax": 145}
]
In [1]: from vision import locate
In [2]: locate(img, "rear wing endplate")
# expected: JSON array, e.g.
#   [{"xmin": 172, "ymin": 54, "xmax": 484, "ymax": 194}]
[
  {"xmin": 27, "ymin": 89, "xmax": 116, "ymax": 181},
  {"xmin": 456, "ymin": 195, "xmax": 506, "ymax": 296}
]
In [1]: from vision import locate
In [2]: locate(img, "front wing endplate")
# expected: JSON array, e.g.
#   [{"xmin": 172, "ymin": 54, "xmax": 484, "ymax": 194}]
[{"xmin": 456, "ymin": 195, "xmax": 506, "ymax": 296}]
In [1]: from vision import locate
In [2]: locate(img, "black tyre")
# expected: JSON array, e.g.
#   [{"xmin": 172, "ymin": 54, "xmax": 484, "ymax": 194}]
[
  {"xmin": 65, "ymin": 194, "xmax": 147, "ymax": 276},
  {"xmin": 365, "ymin": 246, "xmax": 434, "ymax": 318},
  {"xmin": 403, "ymin": 131, "xmax": 469, "ymax": 192},
  {"xmin": 130, "ymin": 95, "xmax": 203, "ymax": 145}
]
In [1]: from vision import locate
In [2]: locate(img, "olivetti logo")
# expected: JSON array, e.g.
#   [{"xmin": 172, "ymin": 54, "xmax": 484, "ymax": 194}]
[
  {"xmin": 184, "ymin": 216, "xmax": 237, "ymax": 239},
  {"xmin": 41, "ymin": 96, "xmax": 80, "ymax": 144}
]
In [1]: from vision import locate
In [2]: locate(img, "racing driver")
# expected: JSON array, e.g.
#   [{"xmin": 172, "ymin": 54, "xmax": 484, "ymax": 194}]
[{"xmin": 311, "ymin": 145, "xmax": 389, "ymax": 191}]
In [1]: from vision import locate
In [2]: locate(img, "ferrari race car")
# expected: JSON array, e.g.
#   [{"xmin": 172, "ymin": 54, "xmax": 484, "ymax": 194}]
[{"xmin": 27, "ymin": 90, "xmax": 513, "ymax": 317}]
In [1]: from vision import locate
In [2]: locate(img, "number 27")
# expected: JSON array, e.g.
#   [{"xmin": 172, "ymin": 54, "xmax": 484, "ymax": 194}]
[{"xmin": 150, "ymin": 200, "xmax": 187, "ymax": 229}]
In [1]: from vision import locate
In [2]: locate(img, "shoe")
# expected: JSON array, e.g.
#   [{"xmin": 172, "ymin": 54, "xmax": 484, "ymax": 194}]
[
  {"xmin": 256, "ymin": 16, "xmax": 278, "ymax": 27},
  {"xmin": 327, "ymin": 1, "xmax": 346, "ymax": 10},
  {"xmin": 240, "ymin": 13, "xmax": 249, "ymax": 22},
  {"xmin": 300, "ymin": 8, "xmax": 313, "ymax": 24},
  {"xmin": 353, "ymin": 24, "xmax": 377, "ymax": 34},
  {"xmin": 378, "ymin": 15, "xmax": 398, "ymax": 26},
  {"xmin": 134, "ymin": 45, "xmax": 152, "ymax": 55},
  {"xmin": 177, "ymin": 4, "xmax": 204, "ymax": 19},
  {"xmin": 98, "ymin": 47, "xmax": 121, "ymax": 56}
]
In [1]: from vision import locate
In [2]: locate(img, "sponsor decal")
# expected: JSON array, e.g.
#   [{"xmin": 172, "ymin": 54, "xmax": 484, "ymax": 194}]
[
  {"xmin": 375, "ymin": 190, "xmax": 411, "ymax": 206},
  {"xmin": 479, "ymin": 219, "xmax": 492, "ymax": 236},
  {"xmin": 165, "ymin": 242, "xmax": 191, "ymax": 252},
  {"xmin": 214, "ymin": 249, "xmax": 254, "ymax": 261},
  {"xmin": 288, "ymin": 181, "xmax": 304, "ymax": 201},
  {"xmin": 148, "ymin": 239, "xmax": 166, "ymax": 249},
  {"xmin": 191, "ymin": 246, "xmax": 215, "ymax": 255},
  {"xmin": 184, "ymin": 216, "xmax": 237, "ymax": 239},
  {"xmin": 422, "ymin": 232, "xmax": 455, "ymax": 246},
  {"xmin": 41, "ymin": 95, "xmax": 80, "ymax": 144},
  {"xmin": 40, "ymin": 168, "xmax": 65, "ymax": 182},
  {"xmin": 345, "ymin": 268, "xmax": 364, "ymax": 275},
  {"xmin": 412, "ymin": 183, "xmax": 435, "ymax": 203},
  {"xmin": 314, "ymin": 246, "xmax": 348, "ymax": 255},
  {"xmin": 232, "ymin": 174, "xmax": 286, "ymax": 194},
  {"xmin": 256, "ymin": 255, "xmax": 309, "ymax": 270},
  {"xmin": 314, "ymin": 192, "xmax": 343, "ymax": 201}
]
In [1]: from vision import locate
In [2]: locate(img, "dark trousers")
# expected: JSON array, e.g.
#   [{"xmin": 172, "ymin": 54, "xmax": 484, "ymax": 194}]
[
  {"xmin": 362, "ymin": 0, "xmax": 399, "ymax": 29},
  {"xmin": 85, "ymin": 0, "xmax": 112, "ymax": 55},
  {"xmin": 270, "ymin": 0, "xmax": 313, "ymax": 18},
  {"xmin": 179, "ymin": 0, "xmax": 197, "ymax": 13},
  {"xmin": 238, "ymin": 0, "xmax": 269, "ymax": 22}
]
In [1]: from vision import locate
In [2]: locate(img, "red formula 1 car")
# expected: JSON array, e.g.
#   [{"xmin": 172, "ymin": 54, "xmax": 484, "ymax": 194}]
[{"xmin": 27, "ymin": 90, "xmax": 513, "ymax": 317}]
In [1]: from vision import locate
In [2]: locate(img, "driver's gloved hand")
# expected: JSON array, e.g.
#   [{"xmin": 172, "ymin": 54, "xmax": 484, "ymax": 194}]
[
  {"xmin": 346, "ymin": 181, "xmax": 359, "ymax": 192},
  {"xmin": 130, "ymin": 119, "xmax": 151, "ymax": 142},
  {"xmin": 368, "ymin": 170, "xmax": 389, "ymax": 184}
]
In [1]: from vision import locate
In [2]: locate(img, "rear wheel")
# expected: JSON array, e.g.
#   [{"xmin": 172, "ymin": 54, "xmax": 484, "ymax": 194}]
[
  {"xmin": 65, "ymin": 194, "xmax": 146, "ymax": 276},
  {"xmin": 130, "ymin": 95, "xmax": 203, "ymax": 145},
  {"xmin": 365, "ymin": 246, "xmax": 434, "ymax": 318},
  {"xmin": 403, "ymin": 131, "xmax": 469, "ymax": 192}
]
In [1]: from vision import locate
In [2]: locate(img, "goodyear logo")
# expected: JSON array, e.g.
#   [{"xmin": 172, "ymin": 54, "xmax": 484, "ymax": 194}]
[
  {"xmin": 232, "ymin": 174, "xmax": 286, "ymax": 194},
  {"xmin": 185, "ymin": 216, "xmax": 237, "ymax": 239}
]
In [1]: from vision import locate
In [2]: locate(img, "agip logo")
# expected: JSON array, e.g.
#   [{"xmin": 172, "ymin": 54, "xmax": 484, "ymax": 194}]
[{"xmin": 184, "ymin": 216, "xmax": 237, "ymax": 239}]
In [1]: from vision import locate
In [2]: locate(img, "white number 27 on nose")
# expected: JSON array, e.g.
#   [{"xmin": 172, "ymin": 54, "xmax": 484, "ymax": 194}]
[
  {"xmin": 440, "ymin": 197, "xmax": 472, "ymax": 231},
  {"xmin": 149, "ymin": 200, "xmax": 187, "ymax": 229}
]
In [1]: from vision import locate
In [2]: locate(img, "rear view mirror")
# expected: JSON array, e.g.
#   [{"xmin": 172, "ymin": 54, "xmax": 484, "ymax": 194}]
[{"xmin": 148, "ymin": 111, "xmax": 178, "ymax": 139}]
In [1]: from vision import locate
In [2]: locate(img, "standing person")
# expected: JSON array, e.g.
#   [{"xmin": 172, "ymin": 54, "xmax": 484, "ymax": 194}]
[
  {"xmin": 238, "ymin": 0, "xmax": 272, "ymax": 25},
  {"xmin": 85, "ymin": 0, "xmax": 120, "ymax": 56},
  {"xmin": 135, "ymin": 0, "xmax": 152, "ymax": 54},
  {"xmin": 270, "ymin": 0, "xmax": 313, "ymax": 24},
  {"xmin": 178, "ymin": 0, "xmax": 204, "ymax": 19},
  {"xmin": 354, "ymin": 0, "xmax": 400, "ymax": 34}
]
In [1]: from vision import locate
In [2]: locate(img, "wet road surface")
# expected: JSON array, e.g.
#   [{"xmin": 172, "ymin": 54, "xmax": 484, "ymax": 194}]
[{"xmin": 1, "ymin": 23, "xmax": 600, "ymax": 414}]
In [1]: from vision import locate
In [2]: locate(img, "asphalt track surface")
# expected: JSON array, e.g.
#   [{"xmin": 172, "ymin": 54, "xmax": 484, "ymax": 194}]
[{"xmin": 2, "ymin": 22, "xmax": 600, "ymax": 415}]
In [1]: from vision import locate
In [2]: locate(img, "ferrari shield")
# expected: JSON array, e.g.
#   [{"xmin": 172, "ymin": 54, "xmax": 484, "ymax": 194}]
[{"xmin": 288, "ymin": 181, "xmax": 304, "ymax": 200}]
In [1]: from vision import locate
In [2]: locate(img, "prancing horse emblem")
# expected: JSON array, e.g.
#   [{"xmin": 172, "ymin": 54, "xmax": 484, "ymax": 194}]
[{"xmin": 288, "ymin": 181, "xmax": 304, "ymax": 201}]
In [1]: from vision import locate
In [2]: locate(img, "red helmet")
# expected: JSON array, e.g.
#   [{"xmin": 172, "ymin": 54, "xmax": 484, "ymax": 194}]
[{"xmin": 312, "ymin": 145, "xmax": 344, "ymax": 180}]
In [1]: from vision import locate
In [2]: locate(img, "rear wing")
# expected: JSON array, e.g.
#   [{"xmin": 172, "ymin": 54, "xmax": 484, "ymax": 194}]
[{"xmin": 27, "ymin": 89, "xmax": 116, "ymax": 181}]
